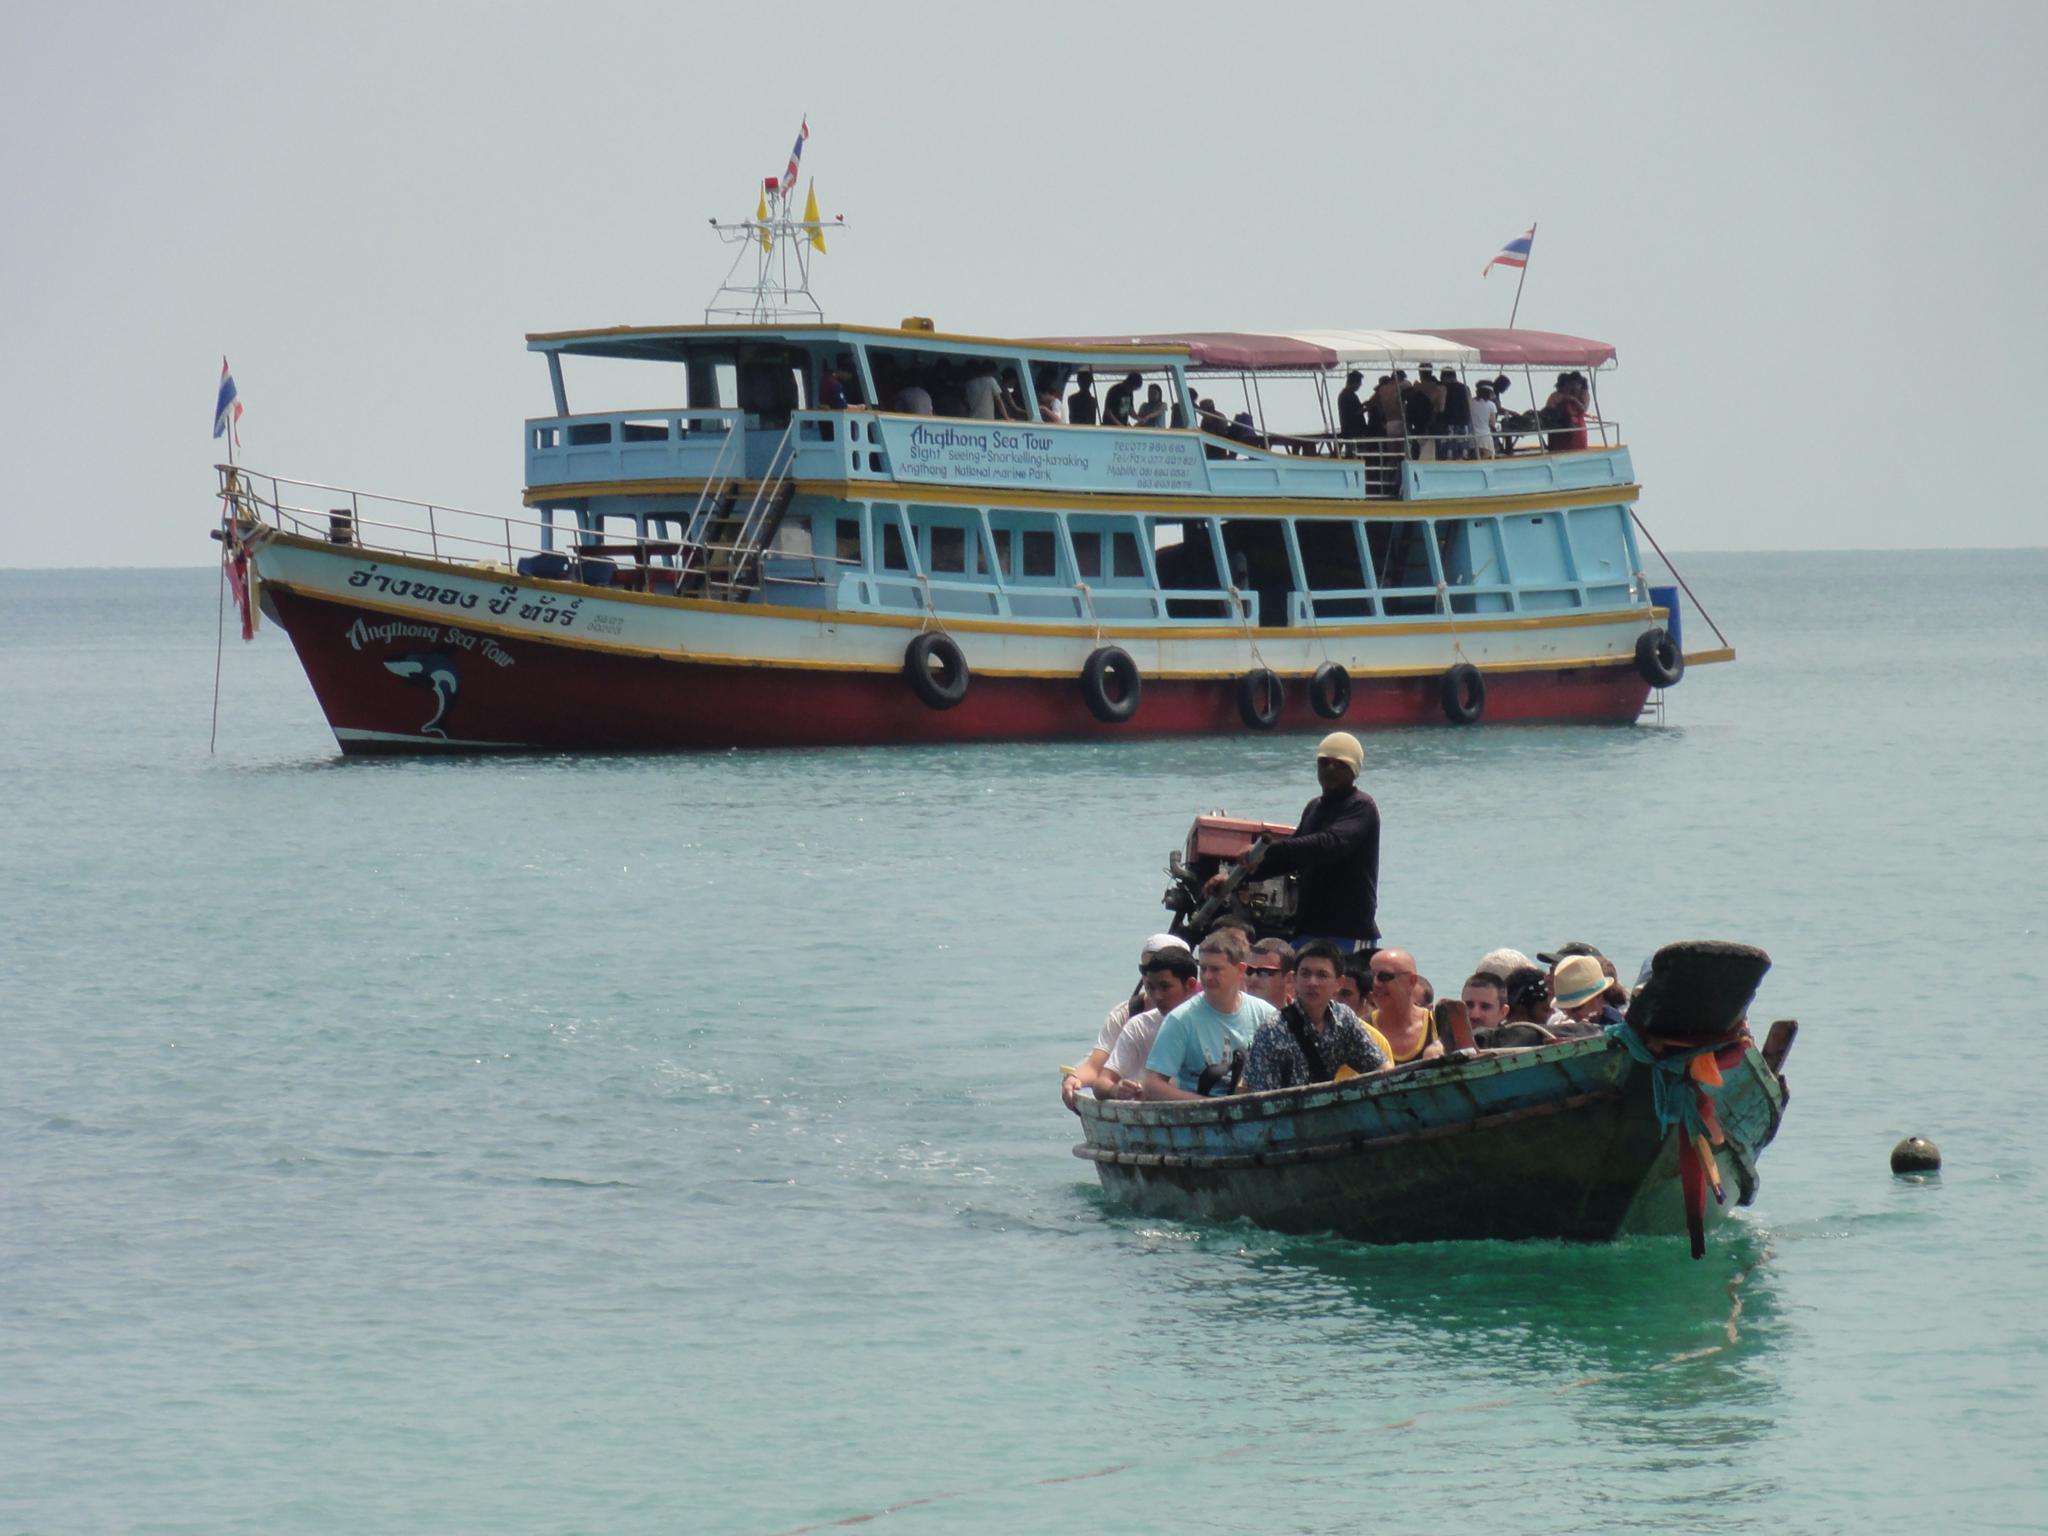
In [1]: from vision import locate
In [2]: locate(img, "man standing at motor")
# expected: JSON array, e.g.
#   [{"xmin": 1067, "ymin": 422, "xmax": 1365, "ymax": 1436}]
[{"xmin": 1205, "ymin": 731, "xmax": 1380, "ymax": 954}]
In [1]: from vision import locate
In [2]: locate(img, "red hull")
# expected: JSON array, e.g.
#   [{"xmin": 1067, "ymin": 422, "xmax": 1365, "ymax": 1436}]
[{"xmin": 267, "ymin": 586, "xmax": 1653, "ymax": 753}]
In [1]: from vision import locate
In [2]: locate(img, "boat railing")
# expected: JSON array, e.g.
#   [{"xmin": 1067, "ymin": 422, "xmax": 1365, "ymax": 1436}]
[{"xmin": 220, "ymin": 464, "xmax": 639, "ymax": 572}]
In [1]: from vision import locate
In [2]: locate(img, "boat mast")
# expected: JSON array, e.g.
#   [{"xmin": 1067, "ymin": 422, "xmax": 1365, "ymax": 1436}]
[{"xmin": 704, "ymin": 180, "xmax": 845, "ymax": 324}]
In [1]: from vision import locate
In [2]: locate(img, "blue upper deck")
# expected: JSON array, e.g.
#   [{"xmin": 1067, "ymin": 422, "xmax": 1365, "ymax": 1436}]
[{"xmin": 523, "ymin": 322, "xmax": 1632, "ymax": 507}]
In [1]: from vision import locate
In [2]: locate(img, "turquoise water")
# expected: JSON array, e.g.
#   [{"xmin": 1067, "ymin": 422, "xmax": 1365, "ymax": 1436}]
[{"xmin": 4, "ymin": 553, "xmax": 2045, "ymax": 1534}]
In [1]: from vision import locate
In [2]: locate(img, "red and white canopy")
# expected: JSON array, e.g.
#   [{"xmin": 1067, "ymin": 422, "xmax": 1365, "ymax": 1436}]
[{"xmin": 1032, "ymin": 327, "xmax": 1615, "ymax": 372}]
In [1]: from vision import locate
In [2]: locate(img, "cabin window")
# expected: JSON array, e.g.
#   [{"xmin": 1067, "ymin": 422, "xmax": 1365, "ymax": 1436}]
[
  {"xmin": 1222, "ymin": 520, "xmax": 1297, "ymax": 627},
  {"xmin": 991, "ymin": 528, "xmax": 1012, "ymax": 573},
  {"xmin": 877, "ymin": 507, "xmax": 912, "ymax": 573},
  {"xmin": 1365, "ymin": 520, "xmax": 1440, "ymax": 616},
  {"xmin": 929, "ymin": 525, "xmax": 968, "ymax": 575},
  {"xmin": 1151, "ymin": 517, "xmax": 1227, "ymax": 618},
  {"xmin": 836, "ymin": 518, "xmax": 863, "ymax": 565},
  {"xmin": 1071, "ymin": 530, "xmax": 1102, "ymax": 579},
  {"xmin": 568, "ymin": 422, "xmax": 613, "ymax": 446},
  {"xmin": 1022, "ymin": 529, "xmax": 1057, "ymax": 578},
  {"xmin": 1295, "ymin": 519, "xmax": 1367, "ymax": 589},
  {"xmin": 1070, "ymin": 514, "xmax": 1148, "ymax": 584},
  {"xmin": 620, "ymin": 418, "xmax": 670, "ymax": 443}
]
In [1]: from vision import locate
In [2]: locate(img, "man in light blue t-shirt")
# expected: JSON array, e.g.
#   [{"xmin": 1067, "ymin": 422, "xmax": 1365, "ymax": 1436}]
[{"xmin": 1142, "ymin": 931, "xmax": 1279, "ymax": 1099}]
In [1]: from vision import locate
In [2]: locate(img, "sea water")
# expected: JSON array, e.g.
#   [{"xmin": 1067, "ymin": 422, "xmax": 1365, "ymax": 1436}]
[{"xmin": 2, "ymin": 552, "xmax": 2044, "ymax": 1534}]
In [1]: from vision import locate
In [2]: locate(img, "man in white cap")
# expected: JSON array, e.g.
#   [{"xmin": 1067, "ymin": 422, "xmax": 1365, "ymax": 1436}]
[
  {"xmin": 1204, "ymin": 731, "xmax": 1381, "ymax": 953},
  {"xmin": 1062, "ymin": 933, "xmax": 1191, "ymax": 1109}
]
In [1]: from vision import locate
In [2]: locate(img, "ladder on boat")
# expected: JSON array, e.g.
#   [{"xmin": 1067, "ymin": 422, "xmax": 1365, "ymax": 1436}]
[{"xmin": 673, "ymin": 420, "xmax": 798, "ymax": 600}]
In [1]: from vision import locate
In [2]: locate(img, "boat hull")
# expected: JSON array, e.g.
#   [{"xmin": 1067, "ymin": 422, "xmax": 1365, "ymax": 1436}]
[
  {"xmin": 1073, "ymin": 1036, "xmax": 1787, "ymax": 1245},
  {"xmin": 261, "ymin": 579, "xmax": 1654, "ymax": 753}
]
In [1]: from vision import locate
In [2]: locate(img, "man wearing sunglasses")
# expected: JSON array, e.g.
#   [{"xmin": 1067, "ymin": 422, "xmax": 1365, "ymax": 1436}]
[
  {"xmin": 1243, "ymin": 938, "xmax": 1297, "ymax": 1011},
  {"xmin": 1366, "ymin": 948, "xmax": 1444, "ymax": 1065}
]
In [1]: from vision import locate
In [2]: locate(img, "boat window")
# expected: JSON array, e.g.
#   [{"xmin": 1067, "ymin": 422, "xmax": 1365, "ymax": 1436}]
[
  {"xmin": 1022, "ymin": 528, "xmax": 1057, "ymax": 577},
  {"xmin": 876, "ymin": 507, "xmax": 912, "ymax": 573},
  {"xmin": 1439, "ymin": 518, "xmax": 1511, "ymax": 613},
  {"xmin": 568, "ymin": 422, "xmax": 613, "ymax": 446},
  {"xmin": 989, "ymin": 512, "xmax": 1065, "ymax": 581},
  {"xmin": 1069, "ymin": 514, "xmax": 1149, "ymax": 583},
  {"xmin": 620, "ymin": 418, "xmax": 670, "ymax": 443},
  {"xmin": 1150, "ymin": 517, "xmax": 1228, "ymax": 618},
  {"xmin": 1295, "ymin": 518, "xmax": 1368, "ymax": 589},
  {"xmin": 929, "ymin": 525, "xmax": 968, "ymax": 575},
  {"xmin": 1222, "ymin": 519, "xmax": 1298, "ymax": 627},
  {"xmin": 836, "ymin": 518, "xmax": 863, "ymax": 566},
  {"xmin": 1366, "ymin": 520, "xmax": 1440, "ymax": 616},
  {"xmin": 1071, "ymin": 530, "xmax": 1102, "ymax": 579}
]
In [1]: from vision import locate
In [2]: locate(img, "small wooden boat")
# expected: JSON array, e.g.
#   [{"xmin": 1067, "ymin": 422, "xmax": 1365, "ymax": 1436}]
[{"xmin": 1073, "ymin": 943, "xmax": 1794, "ymax": 1251}]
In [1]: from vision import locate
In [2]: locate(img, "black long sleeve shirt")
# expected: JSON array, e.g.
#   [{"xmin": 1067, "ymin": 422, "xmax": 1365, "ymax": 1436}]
[{"xmin": 1256, "ymin": 787, "xmax": 1381, "ymax": 942}]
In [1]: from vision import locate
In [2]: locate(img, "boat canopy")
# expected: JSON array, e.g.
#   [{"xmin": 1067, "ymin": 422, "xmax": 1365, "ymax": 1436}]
[{"xmin": 1030, "ymin": 327, "xmax": 1616, "ymax": 372}]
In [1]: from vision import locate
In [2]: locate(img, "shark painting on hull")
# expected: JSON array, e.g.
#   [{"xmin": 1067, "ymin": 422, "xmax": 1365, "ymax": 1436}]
[{"xmin": 383, "ymin": 652, "xmax": 459, "ymax": 739}]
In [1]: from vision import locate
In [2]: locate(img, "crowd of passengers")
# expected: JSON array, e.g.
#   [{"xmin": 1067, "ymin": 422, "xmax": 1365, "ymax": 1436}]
[
  {"xmin": 1333, "ymin": 366, "xmax": 1595, "ymax": 461},
  {"xmin": 1059, "ymin": 929, "xmax": 1632, "ymax": 1108},
  {"xmin": 822, "ymin": 354, "xmax": 1597, "ymax": 463}
]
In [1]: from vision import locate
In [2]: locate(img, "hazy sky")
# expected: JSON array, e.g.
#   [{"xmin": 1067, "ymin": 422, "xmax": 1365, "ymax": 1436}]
[{"xmin": 5, "ymin": 1, "xmax": 2042, "ymax": 567}]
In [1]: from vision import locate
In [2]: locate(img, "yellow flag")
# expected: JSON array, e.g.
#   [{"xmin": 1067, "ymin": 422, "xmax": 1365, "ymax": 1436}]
[
  {"xmin": 756, "ymin": 186, "xmax": 772, "ymax": 252},
  {"xmin": 804, "ymin": 178, "xmax": 827, "ymax": 254}
]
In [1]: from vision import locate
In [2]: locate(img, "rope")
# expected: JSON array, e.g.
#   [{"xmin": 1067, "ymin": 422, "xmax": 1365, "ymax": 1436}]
[
  {"xmin": 1074, "ymin": 581, "xmax": 1104, "ymax": 646},
  {"xmin": 208, "ymin": 541, "xmax": 226, "ymax": 756},
  {"xmin": 1629, "ymin": 508, "xmax": 1733, "ymax": 650}
]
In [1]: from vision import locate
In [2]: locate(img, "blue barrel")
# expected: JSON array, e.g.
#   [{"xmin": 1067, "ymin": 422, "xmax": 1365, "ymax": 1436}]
[{"xmin": 1648, "ymin": 584, "xmax": 1682, "ymax": 650}]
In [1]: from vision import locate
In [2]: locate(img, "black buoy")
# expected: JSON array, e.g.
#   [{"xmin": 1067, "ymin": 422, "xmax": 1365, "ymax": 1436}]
[{"xmin": 1891, "ymin": 1137, "xmax": 1942, "ymax": 1174}]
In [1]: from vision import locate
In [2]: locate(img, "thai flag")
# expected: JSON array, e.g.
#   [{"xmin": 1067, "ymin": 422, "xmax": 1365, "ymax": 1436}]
[
  {"xmin": 213, "ymin": 356, "xmax": 243, "ymax": 443},
  {"xmin": 779, "ymin": 117, "xmax": 808, "ymax": 196},
  {"xmin": 1483, "ymin": 226, "xmax": 1534, "ymax": 276}
]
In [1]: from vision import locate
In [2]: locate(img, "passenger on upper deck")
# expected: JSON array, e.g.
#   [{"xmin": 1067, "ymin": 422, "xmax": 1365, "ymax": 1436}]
[
  {"xmin": 1243, "ymin": 941, "xmax": 1391, "ymax": 1093},
  {"xmin": 964, "ymin": 361, "xmax": 1017, "ymax": 421},
  {"xmin": 1038, "ymin": 391, "xmax": 1065, "ymax": 423},
  {"xmin": 1439, "ymin": 368, "xmax": 1473, "ymax": 458},
  {"xmin": 1136, "ymin": 383, "xmax": 1170, "ymax": 428},
  {"xmin": 1470, "ymin": 382, "xmax": 1500, "ymax": 459},
  {"xmin": 1337, "ymin": 370, "xmax": 1370, "ymax": 445},
  {"xmin": 1068, "ymin": 369, "xmax": 1098, "ymax": 425},
  {"xmin": 1103, "ymin": 372, "xmax": 1141, "ymax": 426},
  {"xmin": 1137, "ymin": 931, "xmax": 1278, "ymax": 1100},
  {"xmin": 1401, "ymin": 370, "xmax": 1435, "ymax": 459},
  {"xmin": 1204, "ymin": 732, "xmax": 1380, "ymax": 951}
]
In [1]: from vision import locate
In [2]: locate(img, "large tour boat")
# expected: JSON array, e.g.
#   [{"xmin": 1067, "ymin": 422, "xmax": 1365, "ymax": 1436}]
[{"xmin": 218, "ymin": 229, "xmax": 1731, "ymax": 752}]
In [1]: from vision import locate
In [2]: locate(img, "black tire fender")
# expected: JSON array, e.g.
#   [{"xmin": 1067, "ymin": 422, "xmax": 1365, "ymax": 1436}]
[
  {"xmin": 1237, "ymin": 668, "xmax": 1283, "ymax": 730},
  {"xmin": 904, "ymin": 632, "xmax": 969, "ymax": 710},
  {"xmin": 1441, "ymin": 662, "xmax": 1485, "ymax": 725},
  {"xmin": 1308, "ymin": 661, "xmax": 1352, "ymax": 720},
  {"xmin": 1080, "ymin": 646, "xmax": 1141, "ymax": 723},
  {"xmin": 1634, "ymin": 626, "xmax": 1685, "ymax": 688}
]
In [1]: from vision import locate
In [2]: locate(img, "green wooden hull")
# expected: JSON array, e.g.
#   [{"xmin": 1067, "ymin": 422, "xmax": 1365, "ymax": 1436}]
[{"xmin": 1074, "ymin": 1035, "xmax": 1788, "ymax": 1245}]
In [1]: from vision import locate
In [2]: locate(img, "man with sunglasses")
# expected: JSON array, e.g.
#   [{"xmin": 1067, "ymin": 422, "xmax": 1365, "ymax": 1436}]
[
  {"xmin": 1366, "ymin": 948, "xmax": 1443, "ymax": 1065},
  {"xmin": 1243, "ymin": 938, "xmax": 1297, "ymax": 1010}
]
